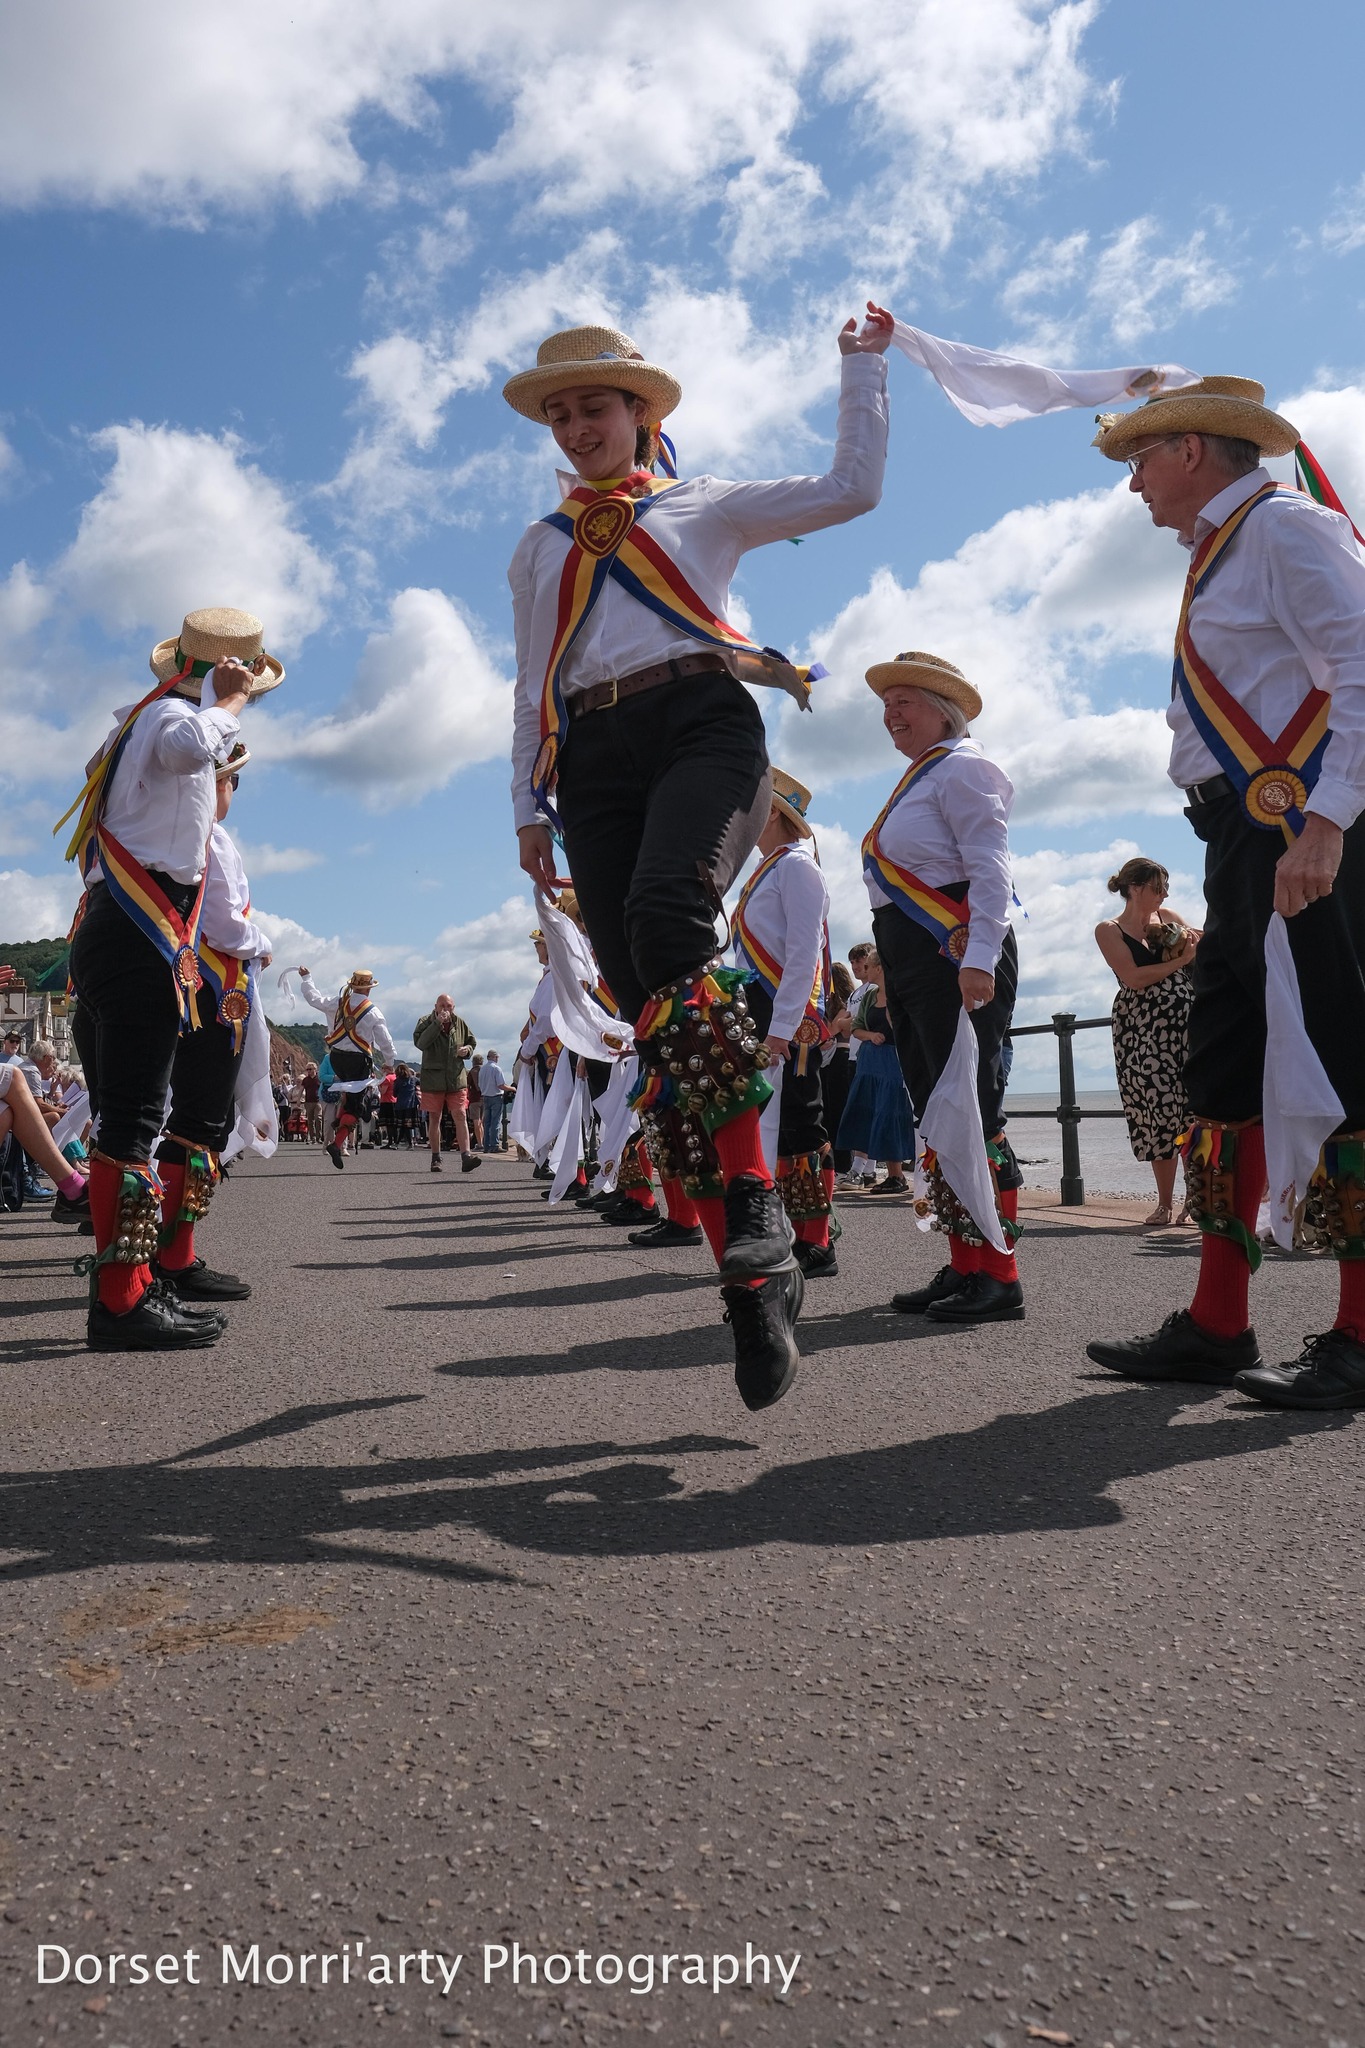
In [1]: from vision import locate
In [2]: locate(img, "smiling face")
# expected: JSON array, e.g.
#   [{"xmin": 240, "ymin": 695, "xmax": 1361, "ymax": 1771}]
[
  {"xmin": 881, "ymin": 684, "xmax": 952, "ymax": 761},
  {"xmin": 543, "ymin": 384, "xmax": 648, "ymax": 480}
]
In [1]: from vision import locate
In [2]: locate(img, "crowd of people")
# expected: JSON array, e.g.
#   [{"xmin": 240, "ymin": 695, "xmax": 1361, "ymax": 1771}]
[{"xmin": 23, "ymin": 313, "xmax": 1365, "ymax": 1423}]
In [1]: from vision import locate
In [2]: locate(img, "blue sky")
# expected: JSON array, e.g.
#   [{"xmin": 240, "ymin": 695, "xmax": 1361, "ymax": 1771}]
[{"xmin": 4, "ymin": 0, "xmax": 1365, "ymax": 1083}]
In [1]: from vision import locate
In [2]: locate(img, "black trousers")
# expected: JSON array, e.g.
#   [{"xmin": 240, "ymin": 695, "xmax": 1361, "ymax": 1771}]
[
  {"xmin": 873, "ymin": 901, "xmax": 1021, "ymax": 1189},
  {"xmin": 556, "ymin": 673, "xmax": 772, "ymax": 1022},
  {"xmin": 71, "ymin": 879, "xmax": 186, "ymax": 1162},
  {"xmin": 162, "ymin": 984, "xmax": 244, "ymax": 1151},
  {"xmin": 747, "ymin": 979, "xmax": 828, "ymax": 1155},
  {"xmin": 1185, "ymin": 795, "xmax": 1365, "ymax": 1124}
]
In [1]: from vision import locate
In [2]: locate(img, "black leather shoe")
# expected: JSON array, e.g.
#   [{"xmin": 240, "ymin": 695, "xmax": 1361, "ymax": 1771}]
[
  {"xmin": 718, "ymin": 1176, "xmax": 795, "ymax": 1283},
  {"xmin": 50, "ymin": 1186, "xmax": 92, "ymax": 1225},
  {"xmin": 1086, "ymin": 1308, "xmax": 1259, "ymax": 1384},
  {"xmin": 793, "ymin": 1240, "xmax": 838, "ymax": 1279},
  {"xmin": 461, "ymin": 1152, "xmax": 482, "ymax": 1173},
  {"xmin": 155, "ymin": 1257, "xmax": 251, "ymax": 1302},
  {"xmin": 627, "ymin": 1217, "xmax": 704, "ymax": 1249},
  {"xmin": 1235, "ymin": 1328, "xmax": 1365, "ymax": 1409},
  {"xmin": 603, "ymin": 1201, "xmax": 657, "ymax": 1227},
  {"xmin": 723, "ymin": 1266, "xmax": 803, "ymax": 1411},
  {"xmin": 88, "ymin": 1289, "xmax": 222, "ymax": 1352},
  {"xmin": 532, "ymin": 1162, "xmax": 554, "ymax": 1181},
  {"xmin": 327, "ymin": 1140, "xmax": 346, "ymax": 1170},
  {"xmin": 892, "ymin": 1264, "xmax": 967, "ymax": 1314},
  {"xmin": 925, "ymin": 1271, "xmax": 1025, "ymax": 1325},
  {"xmin": 145, "ymin": 1279, "xmax": 226, "ymax": 1330}
]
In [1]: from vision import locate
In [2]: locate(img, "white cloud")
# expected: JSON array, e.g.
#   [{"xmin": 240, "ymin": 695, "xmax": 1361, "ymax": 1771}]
[
  {"xmin": 59, "ymin": 424, "xmax": 337, "ymax": 650},
  {"xmin": 252, "ymin": 586, "xmax": 513, "ymax": 808},
  {"xmin": 0, "ymin": 561, "xmax": 51, "ymax": 638},
  {"xmin": 775, "ymin": 478, "xmax": 1186, "ymax": 820},
  {"xmin": 1002, "ymin": 216, "xmax": 1238, "ymax": 358},
  {"xmin": 232, "ymin": 842, "xmax": 324, "ymax": 877},
  {"xmin": 1321, "ymin": 178, "xmax": 1365, "ymax": 256},
  {"xmin": 0, "ymin": 867, "xmax": 82, "ymax": 939},
  {"xmin": 259, "ymin": 894, "xmax": 542, "ymax": 1051},
  {"xmin": 1271, "ymin": 382, "xmax": 1365, "ymax": 520}
]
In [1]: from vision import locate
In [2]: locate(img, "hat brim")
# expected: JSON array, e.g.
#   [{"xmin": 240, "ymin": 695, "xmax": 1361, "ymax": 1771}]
[
  {"xmin": 214, "ymin": 748, "xmax": 251, "ymax": 778},
  {"xmin": 866, "ymin": 663, "xmax": 982, "ymax": 722},
  {"xmin": 771, "ymin": 793, "xmax": 813, "ymax": 839},
  {"xmin": 502, "ymin": 360, "xmax": 681, "ymax": 425},
  {"xmin": 150, "ymin": 639, "xmax": 284, "ymax": 694},
  {"xmin": 1096, "ymin": 393, "xmax": 1298, "ymax": 460}
]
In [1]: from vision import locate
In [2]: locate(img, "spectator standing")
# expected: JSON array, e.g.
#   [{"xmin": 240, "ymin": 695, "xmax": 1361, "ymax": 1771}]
[
  {"xmin": 1095, "ymin": 856, "xmax": 1199, "ymax": 1226},
  {"xmin": 393, "ymin": 1062, "xmax": 420, "ymax": 1146},
  {"xmin": 377, "ymin": 1068, "xmax": 399, "ymax": 1147},
  {"xmin": 413, "ymin": 994, "xmax": 481, "ymax": 1174},
  {"xmin": 302, "ymin": 1063, "xmax": 323, "ymax": 1144},
  {"xmin": 467, "ymin": 1054, "xmax": 486, "ymax": 1149},
  {"xmin": 480, "ymin": 1052, "xmax": 509, "ymax": 1152},
  {"xmin": 835, "ymin": 953, "xmax": 916, "ymax": 1194}
]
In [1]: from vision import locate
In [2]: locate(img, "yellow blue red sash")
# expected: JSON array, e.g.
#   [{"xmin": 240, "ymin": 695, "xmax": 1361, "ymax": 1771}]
[
  {"xmin": 1173, "ymin": 482, "xmax": 1332, "ymax": 841},
  {"xmin": 532, "ymin": 479, "xmax": 824, "ymax": 823},
  {"xmin": 197, "ymin": 942, "xmax": 255, "ymax": 1054},
  {"xmin": 733, "ymin": 846, "xmax": 831, "ymax": 1055},
  {"xmin": 325, "ymin": 994, "xmax": 375, "ymax": 1054},
  {"xmin": 862, "ymin": 747, "xmax": 971, "ymax": 962},
  {"xmin": 90, "ymin": 822, "xmax": 209, "ymax": 1025}
]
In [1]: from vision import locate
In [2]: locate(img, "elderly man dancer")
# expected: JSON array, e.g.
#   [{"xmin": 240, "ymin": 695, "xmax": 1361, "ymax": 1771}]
[{"xmin": 1086, "ymin": 377, "xmax": 1365, "ymax": 1409}]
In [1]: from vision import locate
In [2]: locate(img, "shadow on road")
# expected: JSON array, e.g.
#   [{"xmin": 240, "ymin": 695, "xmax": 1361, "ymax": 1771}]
[
  {"xmin": 0, "ymin": 1386, "xmax": 1340, "ymax": 1584},
  {"xmin": 431, "ymin": 1302, "xmax": 938, "ymax": 1373}
]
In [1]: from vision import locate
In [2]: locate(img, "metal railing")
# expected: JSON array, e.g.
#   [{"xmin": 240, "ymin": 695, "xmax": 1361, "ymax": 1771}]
[{"xmin": 1004, "ymin": 1011, "xmax": 1122, "ymax": 1207}]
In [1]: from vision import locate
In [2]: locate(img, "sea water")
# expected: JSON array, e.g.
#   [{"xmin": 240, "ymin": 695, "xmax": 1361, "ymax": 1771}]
[{"xmin": 1002, "ymin": 1090, "xmax": 1164, "ymax": 1202}]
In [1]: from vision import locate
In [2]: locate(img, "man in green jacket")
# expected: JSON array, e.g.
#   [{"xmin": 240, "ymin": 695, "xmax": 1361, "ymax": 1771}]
[{"xmin": 413, "ymin": 996, "xmax": 482, "ymax": 1174}]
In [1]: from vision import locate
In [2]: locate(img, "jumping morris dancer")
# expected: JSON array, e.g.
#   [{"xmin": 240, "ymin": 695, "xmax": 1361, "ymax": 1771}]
[
  {"xmin": 297, "ymin": 967, "xmax": 396, "ymax": 1168},
  {"xmin": 862, "ymin": 653, "xmax": 1024, "ymax": 1325},
  {"xmin": 731, "ymin": 771, "xmax": 837, "ymax": 1279},
  {"xmin": 504, "ymin": 308, "xmax": 890, "ymax": 1407},
  {"xmin": 58, "ymin": 606, "xmax": 283, "ymax": 1350},
  {"xmin": 1085, "ymin": 378, "xmax": 1365, "ymax": 1408},
  {"xmin": 154, "ymin": 742, "xmax": 270, "ymax": 1305}
]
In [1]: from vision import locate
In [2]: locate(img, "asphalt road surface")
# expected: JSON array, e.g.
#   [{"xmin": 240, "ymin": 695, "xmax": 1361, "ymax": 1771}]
[{"xmin": 2, "ymin": 1149, "xmax": 1362, "ymax": 2048}]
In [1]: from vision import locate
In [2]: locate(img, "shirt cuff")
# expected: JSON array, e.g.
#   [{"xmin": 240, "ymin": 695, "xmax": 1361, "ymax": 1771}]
[
  {"xmin": 198, "ymin": 707, "xmax": 242, "ymax": 758},
  {"xmin": 513, "ymin": 791, "xmax": 550, "ymax": 832},
  {"xmin": 1304, "ymin": 779, "xmax": 1362, "ymax": 832},
  {"xmin": 962, "ymin": 934, "xmax": 1003, "ymax": 974}
]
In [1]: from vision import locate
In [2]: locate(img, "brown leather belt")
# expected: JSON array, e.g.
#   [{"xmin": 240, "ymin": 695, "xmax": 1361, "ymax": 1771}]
[{"xmin": 566, "ymin": 652, "xmax": 733, "ymax": 720}]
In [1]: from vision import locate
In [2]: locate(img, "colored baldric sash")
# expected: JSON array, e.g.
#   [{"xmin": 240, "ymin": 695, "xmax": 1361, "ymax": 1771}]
[
  {"xmin": 732, "ymin": 845, "xmax": 833, "ymax": 1072},
  {"xmin": 861, "ymin": 745, "xmax": 972, "ymax": 962},
  {"xmin": 196, "ymin": 938, "xmax": 256, "ymax": 1055},
  {"xmin": 532, "ymin": 477, "xmax": 824, "ymax": 826},
  {"xmin": 53, "ymin": 658, "xmax": 213, "ymax": 1031},
  {"xmin": 1173, "ymin": 480, "xmax": 1331, "ymax": 842},
  {"xmin": 325, "ymin": 993, "xmax": 376, "ymax": 1056}
]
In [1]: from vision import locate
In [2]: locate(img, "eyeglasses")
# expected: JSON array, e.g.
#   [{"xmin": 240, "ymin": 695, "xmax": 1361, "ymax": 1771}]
[{"xmin": 1124, "ymin": 440, "xmax": 1174, "ymax": 476}]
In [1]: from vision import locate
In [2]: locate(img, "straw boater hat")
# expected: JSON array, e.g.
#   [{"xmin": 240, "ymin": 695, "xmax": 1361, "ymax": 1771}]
[
  {"xmin": 770, "ymin": 768, "xmax": 814, "ymax": 840},
  {"xmin": 1093, "ymin": 376, "xmax": 1299, "ymax": 462},
  {"xmin": 865, "ymin": 652, "xmax": 982, "ymax": 723},
  {"xmin": 348, "ymin": 969, "xmax": 376, "ymax": 991},
  {"xmin": 502, "ymin": 326, "xmax": 681, "ymax": 425},
  {"xmin": 214, "ymin": 741, "xmax": 251, "ymax": 781},
  {"xmin": 150, "ymin": 607, "xmax": 284, "ymax": 698}
]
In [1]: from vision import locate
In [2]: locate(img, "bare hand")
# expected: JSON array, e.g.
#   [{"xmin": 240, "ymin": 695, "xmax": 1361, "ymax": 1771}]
[
  {"xmin": 209, "ymin": 657, "xmax": 258, "ymax": 713},
  {"xmin": 298, "ymin": 965, "xmax": 310, "ymax": 977},
  {"xmin": 260, "ymin": 952, "xmax": 272, "ymax": 969},
  {"xmin": 960, "ymin": 967, "xmax": 996, "ymax": 1013},
  {"xmin": 518, "ymin": 824, "xmax": 557, "ymax": 893},
  {"xmin": 838, "ymin": 302, "xmax": 895, "ymax": 356},
  {"xmin": 1275, "ymin": 815, "xmax": 1343, "ymax": 917},
  {"xmin": 764, "ymin": 1033, "xmax": 792, "ymax": 1061}
]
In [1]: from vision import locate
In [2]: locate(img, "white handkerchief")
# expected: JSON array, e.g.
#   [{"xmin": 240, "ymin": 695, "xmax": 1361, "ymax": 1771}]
[
  {"xmin": 1262, "ymin": 911, "xmax": 1342, "ymax": 1249},
  {"xmin": 918, "ymin": 1008, "xmax": 1007, "ymax": 1253},
  {"xmin": 891, "ymin": 322, "xmax": 1198, "ymax": 429}
]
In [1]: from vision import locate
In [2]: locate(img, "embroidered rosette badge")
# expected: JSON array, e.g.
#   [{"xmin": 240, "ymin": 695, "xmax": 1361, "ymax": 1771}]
[
  {"xmin": 573, "ymin": 496, "xmax": 635, "ymax": 558},
  {"xmin": 944, "ymin": 923, "xmax": 971, "ymax": 963},
  {"xmin": 1244, "ymin": 767, "xmax": 1308, "ymax": 830},
  {"xmin": 219, "ymin": 989, "xmax": 250, "ymax": 1024},
  {"xmin": 173, "ymin": 945, "xmax": 203, "ymax": 991}
]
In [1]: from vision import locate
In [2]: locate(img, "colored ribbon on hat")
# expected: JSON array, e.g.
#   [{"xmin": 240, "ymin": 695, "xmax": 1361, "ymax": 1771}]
[
  {"xmin": 1172, "ymin": 482, "xmax": 1331, "ymax": 843},
  {"xmin": 1294, "ymin": 440, "xmax": 1365, "ymax": 547},
  {"xmin": 861, "ymin": 746, "xmax": 973, "ymax": 962}
]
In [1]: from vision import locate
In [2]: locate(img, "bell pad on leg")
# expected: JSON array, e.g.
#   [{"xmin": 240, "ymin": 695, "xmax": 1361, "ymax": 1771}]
[{"xmin": 1182, "ymin": 1120, "xmax": 1263, "ymax": 1270}]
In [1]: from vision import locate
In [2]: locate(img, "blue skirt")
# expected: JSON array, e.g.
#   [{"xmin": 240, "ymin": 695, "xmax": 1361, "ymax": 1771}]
[{"xmin": 836, "ymin": 1041, "xmax": 915, "ymax": 1161}]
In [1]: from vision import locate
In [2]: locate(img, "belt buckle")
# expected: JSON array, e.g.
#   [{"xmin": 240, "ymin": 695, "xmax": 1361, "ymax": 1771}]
[{"xmin": 600, "ymin": 676, "xmax": 619, "ymax": 710}]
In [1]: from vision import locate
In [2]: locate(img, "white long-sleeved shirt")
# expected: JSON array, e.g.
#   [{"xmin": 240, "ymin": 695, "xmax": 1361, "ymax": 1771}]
[
  {"xmin": 200, "ymin": 823, "xmax": 270, "ymax": 961},
  {"xmin": 732, "ymin": 844, "xmax": 831, "ymax": 1044},
  {"xmin": 508, "ymin": 352, "xmax": 890, "ymax": 830},
  {"xmin": 518, "ymin": 969, "xmax": 555, "ymax": 1061},
  {"xmin": 863, "ymin": 737, "xmax": 1015, "ymax": 974},
  {"xmin": 297, "ymin": 973, "xmax": 397, "ymax": 1065},
  {"xmin": 1169, "ymin": 466, "xmax": 1365, "ymax": 829},
  {"xmin": 89, "ymin": 695, "xmax": 241, "ymax": 886}
]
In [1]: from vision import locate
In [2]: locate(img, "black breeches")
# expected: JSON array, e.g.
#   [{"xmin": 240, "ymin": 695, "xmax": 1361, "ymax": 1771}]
[
  {"xmin": 70, "ymin": 879, "xmax": 186, "ymax": 1163},
  {"xmin": 1184, "ymin": 796, "xmax": 1365, "ymax": 1125},
  {"xmin": 556, "ymin": 673, "xmax": 772, "ymax": 1023},
  {"xmin": 163, "ymin": 985, "xmax": 244, "ymax": 1151},
  {"xmin": 873, "ymin": 901, "xmax": 1019, "ymax": 1174},
  {"xmin": 747, "ymin": 978, "xmax": 828, "ymax": 1155}
]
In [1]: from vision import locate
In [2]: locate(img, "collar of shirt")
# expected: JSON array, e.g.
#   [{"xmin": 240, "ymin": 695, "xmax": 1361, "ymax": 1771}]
[{"xmin": 1186, "ymin": 465, "xmax": 1271, "ymax": 550}]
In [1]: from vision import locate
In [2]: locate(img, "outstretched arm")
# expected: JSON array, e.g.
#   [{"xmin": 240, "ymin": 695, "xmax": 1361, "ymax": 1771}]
[{"xmin": 0, "ymin": 1069, "xmax": 83, "ymax": 1186}]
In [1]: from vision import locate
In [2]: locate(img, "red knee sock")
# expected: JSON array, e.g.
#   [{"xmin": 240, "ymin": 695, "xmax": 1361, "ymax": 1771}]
[
  {"xmin": 1189, "ymin": 1122, "xmax": 1265, "ymax": 1339},
  {"xmin": 662, "ymin": 1178, "xmax": 700, "ymax": 1229},
  {"xmin": 693, "ymin": 1194, "xmax": 762, "ymax": 1284},
  {"xmin": 978, "ymin": 1187, "xmax": 1019, "ymax": 1284},
  {"xmin": 1334, "ymin": 1258, "xmax": 1365, "ymax": 1343},
  {"xmin": 712, "ymin": 1108, "xmax": 773, "ymax": 1191},
  {"xmin": 622, "ymin": 1181, "xmax": 655, "ymax": 1209},
  {"xmin": 87, "ymin": 1157, "xmax": 152, "ymax": 1316},
  {"xmin": 948, "ymin": 1232, "xmax": 980, "ymax": 1274},
  {"xmin": 795, "ymin": 1214, "xmax": 829, "ymax": 1249},
  {"xmin": 157, "ymin": 1161, "xmax": 195, "ymax": 1272}
]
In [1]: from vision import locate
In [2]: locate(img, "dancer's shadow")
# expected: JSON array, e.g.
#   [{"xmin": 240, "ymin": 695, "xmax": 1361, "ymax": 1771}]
[
  {"xmin": 430, "ymin": 1302, "xmax": 935, "ymax": 1374},
  {"xmin": 297, "ymin": 1238, "xmax": 608, "ymax": 1278},
  {"xmin": 0, "ymin": 1388, "xmax": 1338, "ymax": 1585},
  {"xmin": 399, "ymin": 1270, "xmax": 712, "ymax": 1314}
]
